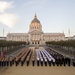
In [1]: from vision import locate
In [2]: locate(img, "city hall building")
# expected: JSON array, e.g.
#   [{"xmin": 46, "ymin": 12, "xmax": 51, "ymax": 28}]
[{"xmin": 7, "ymin": 14, "xmax": 65, "ymax": 45}]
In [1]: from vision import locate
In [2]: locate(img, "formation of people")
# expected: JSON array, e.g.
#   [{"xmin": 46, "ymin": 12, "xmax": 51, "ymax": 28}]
[{"xmin": 0, "ymin": 48, "xmax": 75, "ymax": 67}]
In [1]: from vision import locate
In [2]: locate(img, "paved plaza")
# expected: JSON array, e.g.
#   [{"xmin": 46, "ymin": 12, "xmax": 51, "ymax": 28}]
[
  {"xmin": 0, "ymin": 46, "xmax": 75, "ymax": 75},
  {"xmin": 0, "ymin": 65, "xmax": 75, "ymax": 75}
]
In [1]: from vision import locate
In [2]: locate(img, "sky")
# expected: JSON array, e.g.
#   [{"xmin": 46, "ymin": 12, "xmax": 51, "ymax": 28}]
[{"xmin": 0, "ymin": 0, "xmax": 75, "ymax": 37}]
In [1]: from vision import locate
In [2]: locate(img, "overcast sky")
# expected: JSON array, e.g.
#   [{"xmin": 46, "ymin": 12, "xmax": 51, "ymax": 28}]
[{"xmin": 0, "ymin": 0, "xmax": 75, "ymax": 37}]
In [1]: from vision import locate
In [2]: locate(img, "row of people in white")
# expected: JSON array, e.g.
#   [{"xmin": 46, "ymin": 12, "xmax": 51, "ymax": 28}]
[
  {"xmin": 42, "ymin": 50, "xmax": 55, "ymax": 66},
  {"xmin": 38, "ymin": 50, "xmax": 43, "ymax": 62},
  {"xmin": 36, "ymin": 49, "xmax": 55, "ymax": 66},
  {"xmin": 36, "ymin": 50, "xmax": 40, "ymax": 66},
  {"xmin": 36, "ymin": 50, "xmax": 40, "ymax": 61},
  {"xmin": 42, "ymin": 50, "xmax": 55, "ymax": 62}
]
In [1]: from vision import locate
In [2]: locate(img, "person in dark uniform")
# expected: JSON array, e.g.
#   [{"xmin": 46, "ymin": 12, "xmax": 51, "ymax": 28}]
[
  {"xmin": 15, "ymin": 58, "xmax": 18, "ymax": 66},
  {"xmin": 67, "ymin": 58, "xmax": 71, "ymax": 66},
  {"xmin": 37, "ymin": 58, "xmax": 39, "ymax": 66},
  {"xmin": 32, "ymin": 56, "xmax": 35, "ymax": 66},
  {"xmin": 6, "ymin": 58, "xmax": 9, "ymax": 66},
  {"xmin": 36, "ymin": 50, "xmax": 40, "ymax": 66},
  {"xmin": 4, "ymin": 58, "xmax": 6, "ymax": 66},
  {"xmin": 32, "ymin": 50, "xmax": 35, "ymax": 66},
  {"xmin": 0, "ymin": 58, "xmax": 1, "ymax": 66},
  {"xmin": 21, "ymin": 58, "xmax": 24, "ymax": 66},
  {"xmin": 72, "ymin": 59, "xmax": 75, "ymax": 67},
  {"xmin": 9, "ymin": 56, "xmax": 13, "ymax": 66}
]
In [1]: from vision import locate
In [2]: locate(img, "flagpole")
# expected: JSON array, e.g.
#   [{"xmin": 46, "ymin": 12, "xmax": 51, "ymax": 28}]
[
  {"xmin": 3, "ymin": 28, "xmax": 4, "ymax": 37},
  {"xmin": 68, "ymin": 29, "xmax": 70, "ymax": 40}
]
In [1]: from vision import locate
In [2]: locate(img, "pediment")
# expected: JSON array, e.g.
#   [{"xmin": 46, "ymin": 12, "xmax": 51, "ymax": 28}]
[{"xmin": 29, "ymin": 30, "xmax": 43, "ymax": 34}]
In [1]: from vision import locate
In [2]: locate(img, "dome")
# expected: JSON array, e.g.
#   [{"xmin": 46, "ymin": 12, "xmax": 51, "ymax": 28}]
[
  {"xmin": 31, "ymin": 14, "xmax": 40, "ymax": 23},
  {"xmin": 29, "ymin": 14, "xmax": 43, "ymax": 33}
]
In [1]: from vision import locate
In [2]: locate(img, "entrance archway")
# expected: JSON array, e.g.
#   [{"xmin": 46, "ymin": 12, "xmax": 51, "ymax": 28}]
[
  {"xmin": 38, "ymin": 41, "xmax": 39, "ymax": 44},
  {"xmin": 35, "ymin": 41, "xmax": 36, "ymax": 44}
]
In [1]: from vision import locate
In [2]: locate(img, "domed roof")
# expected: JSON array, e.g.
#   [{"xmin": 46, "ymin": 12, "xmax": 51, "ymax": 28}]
[
  {"xmin": 31, "ymin": 14, "xmax": 40, "ymax": 23},
  {"xmin": 29, "ymin": 14, "xmax": 43, "ymax": 33}
]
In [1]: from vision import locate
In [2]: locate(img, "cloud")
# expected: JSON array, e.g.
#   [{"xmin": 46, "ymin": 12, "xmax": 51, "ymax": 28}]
[
  {"xmin": 0, "ymin": 13, "xmax": 18, "ymax": 28},
  {"xmin": 0, "ymin": 1, "xmax": 13, "ymax": 13},
  {"xmin": 0, "ymin": 1, "xmax": 19, "ymax": 28}
]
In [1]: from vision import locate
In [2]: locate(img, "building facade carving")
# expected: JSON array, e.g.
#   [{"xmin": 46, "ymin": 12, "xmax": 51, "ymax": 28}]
[{"xmin": 7, "ymin": 14, "xmax": 65, "ymax": 45}]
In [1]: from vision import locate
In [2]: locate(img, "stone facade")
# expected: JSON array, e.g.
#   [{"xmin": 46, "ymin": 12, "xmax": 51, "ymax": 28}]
[{"xmin": 7, "ymin": 14, "xmax": 65, "ymax": 45}]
